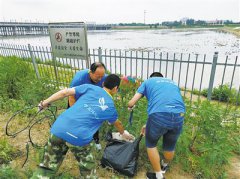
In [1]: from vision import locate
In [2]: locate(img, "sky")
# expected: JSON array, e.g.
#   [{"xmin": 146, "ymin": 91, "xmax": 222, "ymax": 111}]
[{"xmin": 0, "ymin": 0, "xmax": 239, "ymax": 24}]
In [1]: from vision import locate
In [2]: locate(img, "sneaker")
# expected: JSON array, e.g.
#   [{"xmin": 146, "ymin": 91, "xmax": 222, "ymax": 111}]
[
  {"xmin": 146, "ymin": 172, "xmax": 165, "ymax": 179},
  {"xmin": 161, "ymin": 160, "xmax": 169, "ymax": 173},
  {"xmin": 146, "ymin": 172, "xmax": 157, "ymax": 179}
]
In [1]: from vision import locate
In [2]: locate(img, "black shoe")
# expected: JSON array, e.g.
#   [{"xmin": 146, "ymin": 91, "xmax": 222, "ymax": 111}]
[
  {"xmin": 161, "ymin": 165, "xmax": 169, "ymax": 173},
  {"xmin": 161, "ymin": 160, "xmax": 169, "ymax": 173},
  {"xmin": 146, "ymin": 172, "xmax": 165, "ymax": 179},
  {"xmin": 146, "ymin": 172, "xmax": 157, "ymax": 179}
]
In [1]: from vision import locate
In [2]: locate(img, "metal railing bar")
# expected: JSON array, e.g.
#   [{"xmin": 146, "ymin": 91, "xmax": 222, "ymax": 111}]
[{"xmin": 190, "ymin": 54, "xmax": 198, "ymax": 102}]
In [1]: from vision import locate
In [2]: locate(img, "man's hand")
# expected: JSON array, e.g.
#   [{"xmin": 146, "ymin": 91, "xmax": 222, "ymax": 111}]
[
  {"xmin": 128, "ymin": 92, "xmax": 142, "ymax": 111},
  {"xmin": 38, "ymin": 100, "xmax": 50, "ymax": 111},
  {"xmin": 127, "ymin": 105, "xmax": 135, "ymax": 111},
  {"xmin": 122, "ymin": 130, "xmax": 135, "ymax": 141},
  {"xmin": 141, "ymin": 125, "xmax": 146, "ymax": 136}
]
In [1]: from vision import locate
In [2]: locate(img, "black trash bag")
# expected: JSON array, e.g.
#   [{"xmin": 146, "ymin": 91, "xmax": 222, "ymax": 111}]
[{"xmin": 101, "ymin": 133, "xmax": 142, "ymax": 177}]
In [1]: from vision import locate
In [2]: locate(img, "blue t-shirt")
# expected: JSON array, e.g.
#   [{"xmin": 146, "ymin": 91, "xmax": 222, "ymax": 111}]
[
  {"xmin": 51, "ymin": 84, "xmax": 118, "ymax": 146},
  {"xmin": 137, "ymin": 77, "xmax": 185, "ymax": 115},
  {"xmin": 70, "ymin": 69, "xmax": 107, "ymax": 88}
]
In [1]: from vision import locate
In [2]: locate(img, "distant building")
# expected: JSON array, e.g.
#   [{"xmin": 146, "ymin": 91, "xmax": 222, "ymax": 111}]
[
  {"xmin": 180, "ymin": 17, "xmax": 189, "ymax": 25},
  {"xmin": 205, "ymin": 20, "xmax": 224, "ymax": 25}
]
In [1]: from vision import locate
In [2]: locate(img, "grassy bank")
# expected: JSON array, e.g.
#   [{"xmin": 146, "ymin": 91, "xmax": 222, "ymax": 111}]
[
  {"xmin": 112, "ymin": 25, "xmax": 240, "ymax": 38},
  {"xmin": 112, "ymin": 25, "xmax": 224, "ymax": 30},
  {"xmin": 217, "ymin": 26, "xmax": 240, "ymax": 37}
]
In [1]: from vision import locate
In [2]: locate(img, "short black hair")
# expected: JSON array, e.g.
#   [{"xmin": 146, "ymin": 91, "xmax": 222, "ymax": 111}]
[
  {"xmin": 150, "ymin": 72, "xmax": 163, "ymax": 78},
  {"xmin": 103, "ymin": 74, "xmax": 121, "ymax": 90},
  {"xmin": 90, "ymin": 62, "xmax": 106, "ymax": 73}
]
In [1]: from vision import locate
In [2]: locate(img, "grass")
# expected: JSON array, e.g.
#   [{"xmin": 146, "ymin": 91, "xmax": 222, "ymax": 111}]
[{"xmin": 1, "ymin": 94, "xmax": 239, "ymax": 178}]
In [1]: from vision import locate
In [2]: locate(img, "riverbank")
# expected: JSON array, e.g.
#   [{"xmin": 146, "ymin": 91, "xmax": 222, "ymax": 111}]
[
  {"xmin": 112, "ymin": 25, "xmax": 223, "ymax": 30},
  {"xmin": 217, "ymin": 27, "xmax": 240, "ymax": 37},
  {"xmin": 112, "ymin": 25, "xmax": 240, "ymax": 37}
]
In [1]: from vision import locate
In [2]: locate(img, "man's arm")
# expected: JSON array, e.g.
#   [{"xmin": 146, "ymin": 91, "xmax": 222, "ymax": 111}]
[
  {"xmin": 113, "ymin": 119, "xmax": 125, "ymax": 134},
  {"xmin": 128, "ymin": 92, "xmax": 143, "ymax": 108},
  {"xmin": 68, "ymin": 95, "xmax": 76, "ymax": 107},
  {"xmin": 40, "ymin": 88, "xmax": 76, "ymax": 109}
]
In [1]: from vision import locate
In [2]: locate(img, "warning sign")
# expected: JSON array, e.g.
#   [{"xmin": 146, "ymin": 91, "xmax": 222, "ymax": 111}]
[{"xmin": 48, "ymin": 22, "xmax": 88, "ymax": 59}]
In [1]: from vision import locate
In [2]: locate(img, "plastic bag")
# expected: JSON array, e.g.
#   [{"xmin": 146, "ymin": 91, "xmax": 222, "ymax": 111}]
[{"xmin": 101, "ymin": 132, "xmax": 142, "ymax": 177}]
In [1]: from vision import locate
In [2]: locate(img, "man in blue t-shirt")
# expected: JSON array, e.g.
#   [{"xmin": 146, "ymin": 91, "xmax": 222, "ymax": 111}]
[
  {"xmin": 128, "ymin": 72, "xmax": 185, "ymax": 179},
  {"xmin": 32, "ymin": 74, "xmax": 134, "ymax": 179},
  {"xmin": 69, "ymin": 62, "xmax": 107, "ymax": 149}
]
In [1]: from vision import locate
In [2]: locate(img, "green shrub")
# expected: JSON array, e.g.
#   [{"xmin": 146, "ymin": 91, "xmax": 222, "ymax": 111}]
[
  {"xmin": 20, "ymin": 78, "xmax": 58, "ymax": 106},
  {"xmin": 201, "ymin": 88, "xmax": 208, "ymax": 97},
  {"xmin": 0, "ymin": 138, "xmax": 19, "ymax": 165},
  {"xmin": 0, "ymin": 97, "xmax": 26, "ymax": 112},
  {"xmin": 212, "ymin": 84, "xmax": 233, "ymax": 102},
  {"xmin": 176, "ymin": 100, "xmax": 239, "ymax": 178},
  {"xmin": 201, "ymin": 84, "xmax": 239, "ymax": 104},
  {"xmin": 191, "ymin": 89, "xmax": 201, "ymax": 95},
  {"xmin": 0, "ymin": 56, "xmax": 60, "ymax": 111},
  {"xmin": 0, "ymin": 56, "xmax": 35, "ymax": 99},
  {"xmin": 0, "ymin": 165, "xmax": 19, "ymax": 179}
]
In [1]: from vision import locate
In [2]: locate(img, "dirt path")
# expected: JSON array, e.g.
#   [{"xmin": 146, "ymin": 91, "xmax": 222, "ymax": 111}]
[
  {"xmin": 1, "ymin": 112, "xmax": 239, "ymax": 178},
  {"xmin": 227, "ymin": 155, "xmax": 240, "ymax": 179}
]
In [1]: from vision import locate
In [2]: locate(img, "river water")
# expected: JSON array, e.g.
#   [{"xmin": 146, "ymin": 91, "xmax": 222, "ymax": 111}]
[
  {"xmin": 1, "ymin": 29, "xmax": 239, "ymax": 89},
  {"xmin": 1, "ymin": 29, "xmax": 239, "ymax": 57}
]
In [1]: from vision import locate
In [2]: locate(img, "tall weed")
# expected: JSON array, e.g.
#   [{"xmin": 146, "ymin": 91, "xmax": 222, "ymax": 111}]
[
  {"xmin": 0, "ymin": 56, "xmax": 59, "ymax": 111},
  {"xmin": 176, "ymin": 100, "xmax": 239, "ymax": 178},
  {"xmin": 0, "ymin": 56, "xmax": 35, "ymax": 99},
  {"xmin": 0, "ymin": 165, "xmax": 19, "ymax": 179},
  {"xmin": 0, "ymin": 138, "xmax": 19, "ymax": 165}
]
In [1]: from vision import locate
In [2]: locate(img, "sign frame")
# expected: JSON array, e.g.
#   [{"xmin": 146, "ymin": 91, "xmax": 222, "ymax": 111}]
[{"xmin": 48, "ymin": 22, "xmax": 89, "ymax": 67}]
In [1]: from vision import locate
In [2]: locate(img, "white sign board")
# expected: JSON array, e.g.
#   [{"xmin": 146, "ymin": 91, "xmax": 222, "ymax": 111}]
[{"xmin": 49, "ymin": 22, "xmax": 88, "ymax": 59}]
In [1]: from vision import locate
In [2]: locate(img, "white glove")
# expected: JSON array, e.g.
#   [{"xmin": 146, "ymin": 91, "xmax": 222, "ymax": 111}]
[{"xmin": 112, "ymin": 130, "xmax": 135, "ymax": 142}]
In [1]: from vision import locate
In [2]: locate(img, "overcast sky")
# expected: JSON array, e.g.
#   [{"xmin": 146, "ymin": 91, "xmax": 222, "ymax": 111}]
[{"xmin": 0, "ymin": 0, "xmax": 239, "ymax": 23}]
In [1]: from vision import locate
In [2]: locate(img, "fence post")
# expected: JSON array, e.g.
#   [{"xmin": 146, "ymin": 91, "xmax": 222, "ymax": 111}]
[
  {"xmin": 207, "ymin": 52, "xmax": 218, "ymax": 100},
  {"xmin": 98, "ymin": 47, "xmax": 102, "ymax": 62},
  {"xmin": 28, "ymin": 44, "xmax": 40, "ymax": 79},
  {"xmin": 52, "ymin": 54, "xmax": 59, "ymax": 87}
]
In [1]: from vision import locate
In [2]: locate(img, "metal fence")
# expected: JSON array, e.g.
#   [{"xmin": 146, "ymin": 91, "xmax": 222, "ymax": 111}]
[{"xmin": 0, "ymin": 43, "xmax": 239, "ymax": 105}]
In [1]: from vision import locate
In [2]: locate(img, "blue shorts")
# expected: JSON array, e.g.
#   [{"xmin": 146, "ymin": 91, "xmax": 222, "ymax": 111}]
[{"xmin": 145, "ymin": 112, "xmax": 184, "ymax": 151}]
